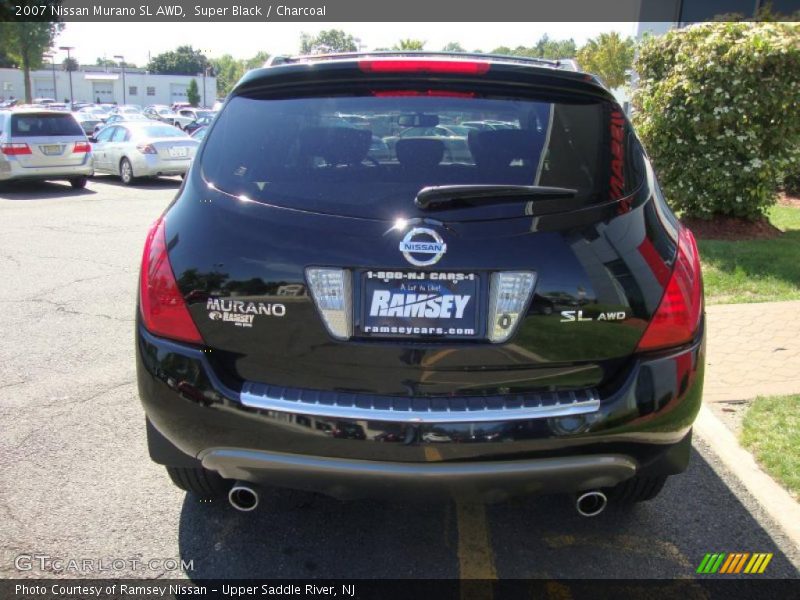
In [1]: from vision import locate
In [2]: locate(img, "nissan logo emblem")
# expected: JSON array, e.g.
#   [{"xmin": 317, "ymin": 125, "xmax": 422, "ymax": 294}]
[{"xmin": 398, "ymin": 227, "xmax": 447, "ymax": 267}]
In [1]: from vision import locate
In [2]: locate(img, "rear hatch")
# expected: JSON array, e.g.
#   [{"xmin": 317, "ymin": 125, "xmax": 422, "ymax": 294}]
[
  {"xmin": 8, "ymin": 112, "xmax": 88, "ymax": 168},
  {"xmin": 167, "ymin": 61, "xmax": 679, "ymax": 396}
]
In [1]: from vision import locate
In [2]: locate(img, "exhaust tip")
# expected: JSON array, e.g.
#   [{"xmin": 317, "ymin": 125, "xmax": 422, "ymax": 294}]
[
  {"xmin": 576, "ymin": 490, "xmax": 607, "ymax": 517},
  {"xmin": 228, "ymin": 483, "xmax": 259, "ymax": 512}
]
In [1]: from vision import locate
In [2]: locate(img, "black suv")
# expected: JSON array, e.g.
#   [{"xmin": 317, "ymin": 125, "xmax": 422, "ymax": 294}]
[{"xmin": 137, "ymin": 53, "xmax": 704, "ymax": 515}]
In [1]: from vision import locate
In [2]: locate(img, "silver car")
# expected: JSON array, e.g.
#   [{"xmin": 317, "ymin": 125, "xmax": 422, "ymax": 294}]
[
  {"xmin": 90, "ymin": 121, "xmax": 199, "ymax": 185},
  {"xmin": 0, "ymin": 110, "xmax": 93, "ymax": 188}
]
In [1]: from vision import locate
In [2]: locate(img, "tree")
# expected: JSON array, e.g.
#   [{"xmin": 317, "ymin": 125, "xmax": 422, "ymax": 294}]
[
  {"xmin": 0, "ymin": 21, "xmax": 63, "ymax": 103},
  {"xmin": 243, "ymin": 51, "xmax": 270, "ymax": 70},
  {"xmin": 210, "ymin": 54, "xmax": 244, "ymax": 97},
  {"xmin": 394, "ymin": 39, "xmax": 426, "ymax": 51},
  {"xmin": 209, "ymin": 51, "xmax": 271, "ymax": 98},
  {"xmin": 533, "ymin": 34, "xmax": 576, "ymax": 59},
  {"xmin": 576, "ymin": 32, "xmax": 634, "ymax": 89},
  {"xmin": 147, "ymin": 45, "xmax": 208, "ymax": 75},
  {"xmin": 0, "ymin": 47, "xmax": 16, "ymax": 68},
  {"xmin": 187, "ymin": 79, "xmax": 200, "ymax": 107},
  {"xmin": 95, "ymin": 57, "xmax": 137, "ymax": 69},
  {"xmin": 490, "ymin": 35, "xmax": 577, "ymax": 60},
  {"xmin": 300, "ymin": 30, "xmax": 357, "ymax": 54},
  {"xmin": 62, "ymin": 56, "xmax": 78, "ymax": 71},
  {"xmin": 442, "ymin": 42, "xmax": 466, "ymax": 53}
]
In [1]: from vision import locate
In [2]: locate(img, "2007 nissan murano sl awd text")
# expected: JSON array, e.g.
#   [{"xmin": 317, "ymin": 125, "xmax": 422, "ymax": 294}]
[{"xmin": 136, "ymin": 52, "xmax": 704, "ymax": 517}]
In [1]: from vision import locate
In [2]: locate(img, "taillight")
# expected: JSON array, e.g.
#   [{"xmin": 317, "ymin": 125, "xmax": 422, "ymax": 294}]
[
  {"xmin": 72, "ymin": 141, "xmax": 91, "ymax": 153},
  {"xmin": 487, "ymin": 272, "xmax": 537, "ymax": 343},
  {"xmin": 306, "ymin": 268, "xmax": 352, "ymax": 340},
  {"xmin": 359, "ymin": 59, "xmax": 490, "ymax": 75},
  {"xmin": 636, "ymin": 227, "xmax": 703, "ymax": 351},
  {"xmin": 139, "ymin": 218, "xmax": 203, "ymax": 344},
  {"xmin": 137, "ymin": 144, "xmax": 157, "ymax": 154},
  {"xmin": 1, "ymin": 143, "xmax": 32, "ymax": 156}
]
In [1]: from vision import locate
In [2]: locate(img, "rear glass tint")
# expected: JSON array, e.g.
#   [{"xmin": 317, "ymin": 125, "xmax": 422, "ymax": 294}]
[
  {"xmin": 11, "ymin": 113, "xmax": 84, "ymax": 137},
  {"xmin": 201, "ymin": 94, "xmax": 642, "ymax": 219}
]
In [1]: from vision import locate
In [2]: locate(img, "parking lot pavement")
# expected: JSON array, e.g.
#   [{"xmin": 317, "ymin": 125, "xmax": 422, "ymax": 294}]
[{"xmin": 1, "ymin": 178, "xmax": 799, "ymax": 580}]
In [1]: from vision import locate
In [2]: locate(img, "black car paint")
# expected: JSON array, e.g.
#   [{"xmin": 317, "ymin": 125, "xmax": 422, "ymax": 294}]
[{"xmin": 137, "ymin": 57, "xmax": 703, "ymax": 498}]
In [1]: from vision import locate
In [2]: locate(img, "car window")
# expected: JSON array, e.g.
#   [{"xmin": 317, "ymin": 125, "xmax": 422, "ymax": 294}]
[
  {"xmin": 111, "ymin": 127, "xmax": 129, "ymax": 142},
  {"xmin": 138, "ymin": 125, "xmax": 186, "ymax": 138},
  {"xmin": 95, "ymin": 126, "xmax": 116, "ymax": 142},
  {"xmin": 201, "ymin": 93, "xmax": 643, "ymax": 219},
  {"xmin": 10, "ymin": 113, "xmax": 84, "ymax": 137}
]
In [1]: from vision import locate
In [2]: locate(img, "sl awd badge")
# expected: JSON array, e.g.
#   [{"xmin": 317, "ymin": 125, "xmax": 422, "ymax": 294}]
[{"xmin": 399, "ymin": 227, "xmax": 447, "ymax": 267}]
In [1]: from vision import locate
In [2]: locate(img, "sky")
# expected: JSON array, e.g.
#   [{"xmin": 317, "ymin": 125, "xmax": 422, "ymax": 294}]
[{"xmin": 54, "ymin": 22, "xmax": 638, "ymax": 66}]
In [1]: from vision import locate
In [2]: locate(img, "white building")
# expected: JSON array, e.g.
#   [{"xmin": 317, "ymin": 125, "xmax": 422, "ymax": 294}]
[{"xmin": 0, "ymin": 65, "xmax": 217, "ymax": 107}]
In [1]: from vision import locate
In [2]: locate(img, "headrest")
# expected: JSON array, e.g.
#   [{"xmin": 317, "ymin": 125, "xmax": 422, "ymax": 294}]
[
  {"xmin": 396, "ymin": 138, "xmax": 445, "ymax": 169},
  {"xmin": 298, "ymin": 127, "xmax": 372, "ymax": 166},
  {"xmin": 468, "ymin": 129, "xmax": 542, "ymax": 168}
]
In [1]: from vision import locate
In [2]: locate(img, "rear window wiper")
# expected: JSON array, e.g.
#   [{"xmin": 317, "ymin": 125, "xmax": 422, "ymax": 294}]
[{"xmin": 415, "ymin": 185, "xmax": 577, "ymax": 210}]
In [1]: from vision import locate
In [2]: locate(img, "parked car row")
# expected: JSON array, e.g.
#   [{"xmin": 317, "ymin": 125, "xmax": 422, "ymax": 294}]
[{"xmin": 0, "ymin": 108, "xmax": 208, "ymax": 188}]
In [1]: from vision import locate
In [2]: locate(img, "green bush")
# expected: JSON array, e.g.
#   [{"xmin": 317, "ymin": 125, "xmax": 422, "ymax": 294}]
[
  {"xmin": 783, "ymin": 158, "xmax": 800, "ymax": 195},
  {"xmin": 633, "ymin": 22, "xmax": 800, "ymax": 220}
]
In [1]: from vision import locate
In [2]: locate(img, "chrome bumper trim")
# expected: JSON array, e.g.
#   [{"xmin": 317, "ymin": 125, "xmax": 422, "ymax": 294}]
[{"xmin": 239, "ymin": 383, "xmax": 600, "ymax": 424}]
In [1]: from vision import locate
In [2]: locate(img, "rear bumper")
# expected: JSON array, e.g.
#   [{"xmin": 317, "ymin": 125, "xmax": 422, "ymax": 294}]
[
  {"xmin": 201, "ymin": 448, "xmax": 638, "ymax": 501},
  {"xmin": 131, "ymin": 154, "xmax": 192, "ymax": 177},
  {"xmin": 137, "ymin": 319, "xmax": 704, "ymax": 498},
  {"xmin": 0, "ymin": 159, "xmax": 93, "ymax": 181}
]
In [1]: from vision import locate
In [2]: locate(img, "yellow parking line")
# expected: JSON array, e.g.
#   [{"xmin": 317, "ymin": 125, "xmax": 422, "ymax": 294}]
[{"xmin": 456, "ymin": 500, "xmax": 498, "ymax": 580}]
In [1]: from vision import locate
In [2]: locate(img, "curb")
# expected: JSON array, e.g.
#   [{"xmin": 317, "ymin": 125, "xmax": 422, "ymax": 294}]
[{"xmin": 694, "ymin": 405, "xmax": 800, "ymax": 549}]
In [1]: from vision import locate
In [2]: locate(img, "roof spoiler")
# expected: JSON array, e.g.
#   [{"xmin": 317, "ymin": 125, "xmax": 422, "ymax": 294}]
[{"xmin": 264, "ymin": 51, "xmax": 580, "ymax": 71}]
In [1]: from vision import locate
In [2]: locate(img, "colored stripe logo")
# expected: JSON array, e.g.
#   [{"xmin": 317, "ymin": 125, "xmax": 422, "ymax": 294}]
[{"xmin": 697, "ymin": 552, "xmax": 773, "ymax": 574}]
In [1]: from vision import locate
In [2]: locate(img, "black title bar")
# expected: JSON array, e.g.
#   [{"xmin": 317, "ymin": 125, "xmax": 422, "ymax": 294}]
[{"xmin": 4, "ymin": 0, "xmax": 799, "ymax": 22}]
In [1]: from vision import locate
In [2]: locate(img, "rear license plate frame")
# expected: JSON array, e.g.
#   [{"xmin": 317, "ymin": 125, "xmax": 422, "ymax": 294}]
[{"xmin": 358, "ymin": 270, "xmax": 481, "ymax": 339}]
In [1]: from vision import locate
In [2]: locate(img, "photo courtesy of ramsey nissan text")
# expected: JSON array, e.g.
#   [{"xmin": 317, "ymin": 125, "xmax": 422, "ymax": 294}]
[{"xmin": 1, "ymin": 0, "xmax": 799, "ymax": 598}]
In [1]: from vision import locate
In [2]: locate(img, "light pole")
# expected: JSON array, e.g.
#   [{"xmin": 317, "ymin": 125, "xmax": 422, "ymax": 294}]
[
  {"xmin": 42, "ymin": 53, "xmax": 57, "ymax": 100},
  {"xmin": 59, "ymin": 46, "xmax": 74, "ymax": 105},
  {"xmin": 114, "ymin": 55, "xmax": 126, "ymax": 104}
]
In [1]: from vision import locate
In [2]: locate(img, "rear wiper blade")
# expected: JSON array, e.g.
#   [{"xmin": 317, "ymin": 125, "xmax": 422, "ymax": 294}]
[{"xmin": 415, "ymin": 185, "xmax": 577, "ymax": 210}]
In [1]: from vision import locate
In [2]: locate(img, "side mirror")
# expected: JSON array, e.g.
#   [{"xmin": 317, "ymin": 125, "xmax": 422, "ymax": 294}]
[{"xmin": 88, "ymin": 136, "xmax": 97, "ymax": 143}]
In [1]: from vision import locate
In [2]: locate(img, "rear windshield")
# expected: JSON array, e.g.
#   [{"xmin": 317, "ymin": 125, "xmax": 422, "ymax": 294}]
[
  {"xmin": 11, "ymin": 113, "xmax": 84, "ymax": 137},
  {"xmin": 137, "ymin": 125, "xmax": 186, "ymax": 138},
  {"xmin": 201, "ymin": 93, "xmax": 642, "ymax": 219}
]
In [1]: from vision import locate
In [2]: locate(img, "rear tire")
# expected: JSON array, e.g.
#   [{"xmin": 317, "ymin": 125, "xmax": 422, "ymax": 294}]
[
  {"xmin": 607, "ymin": 474, "xmax": 668, "ymax": 504},
  {"xmin": 120, "ymin": 158, "xmax": 135, "ymax": 185},
  {"xmin": 69, "ymin": 176, "xmax": 88, "ymax": 189},
  {"xmin": 166, "ymin": 466, "xmax": 231, "ymax": 498}
]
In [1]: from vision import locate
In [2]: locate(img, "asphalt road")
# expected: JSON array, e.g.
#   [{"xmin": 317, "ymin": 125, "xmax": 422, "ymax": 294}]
[{"xmin": 1, "ymin": 177, "xmax": 798, "ymax": 582}]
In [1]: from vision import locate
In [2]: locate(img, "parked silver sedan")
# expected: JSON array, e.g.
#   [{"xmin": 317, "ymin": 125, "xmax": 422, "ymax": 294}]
[
  {"xmin": 90, "ymin": 122, "xmax": 199, "ymax": 185},
  {"xmin": 0, "ymin": 109, "xmax": 93, "ymax": 188}
]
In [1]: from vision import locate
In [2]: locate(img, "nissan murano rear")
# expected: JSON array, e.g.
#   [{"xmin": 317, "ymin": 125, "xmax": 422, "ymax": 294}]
[{"xmin": 136, "ymin": 53, "xmax": 704, "ymax": 516}]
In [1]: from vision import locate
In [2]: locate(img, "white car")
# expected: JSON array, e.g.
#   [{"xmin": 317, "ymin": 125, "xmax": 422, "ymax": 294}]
[
  {"xmin": 0, "ymin": 109, "xmax": 93, "ymax": 188},
  {"xmin": 90, "ymin": 121, "xmax": 199, "ymax": 185}
]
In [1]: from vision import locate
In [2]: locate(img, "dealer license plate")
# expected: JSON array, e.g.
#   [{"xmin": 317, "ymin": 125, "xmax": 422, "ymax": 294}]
[{"xmin": 361, "ymin": 271, "xmax": 479, "ymax": 338}]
